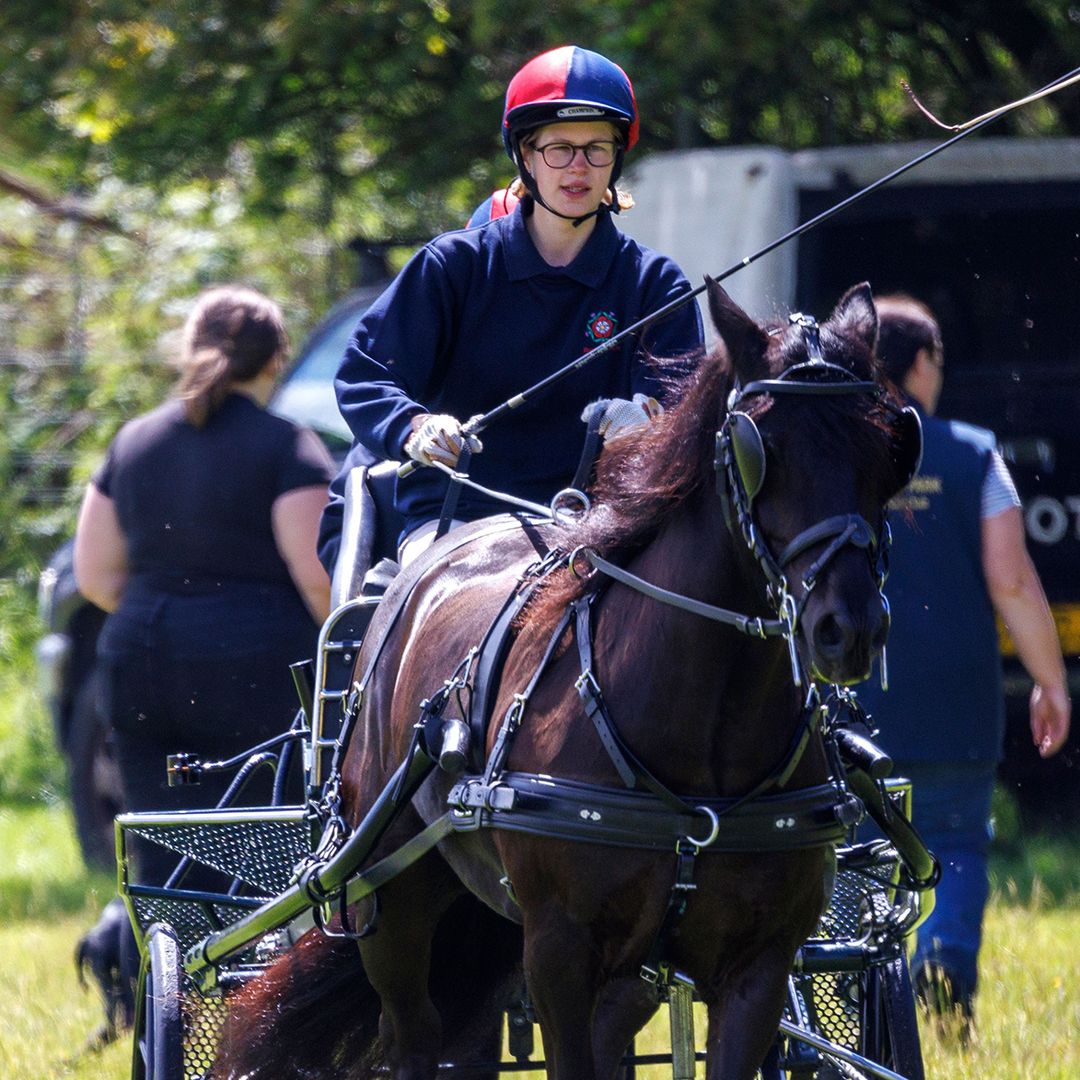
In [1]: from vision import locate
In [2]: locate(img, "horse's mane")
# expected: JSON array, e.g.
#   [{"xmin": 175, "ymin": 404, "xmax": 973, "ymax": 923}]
[{"xmin": 571, "ymin": 351, "xmax": 734, "ymax": 552}]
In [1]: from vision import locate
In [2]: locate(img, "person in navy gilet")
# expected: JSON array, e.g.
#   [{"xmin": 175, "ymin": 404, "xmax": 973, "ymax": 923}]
[{"xmin": 856, "ymin": 295, "xmax": 1070, "ymax": 1026}]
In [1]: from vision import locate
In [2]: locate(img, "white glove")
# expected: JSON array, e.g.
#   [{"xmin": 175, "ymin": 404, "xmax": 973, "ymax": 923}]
[
  {"xmin": 403, "ymin": 413, "xmax": 483, "ymax": 468},
  {"xmin": 580, "ymin": 393, "xmax": 664, "ymax": 440}
]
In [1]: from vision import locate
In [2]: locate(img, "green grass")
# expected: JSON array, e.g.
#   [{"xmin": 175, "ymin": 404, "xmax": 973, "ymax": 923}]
[
  {"xmin": 2, "ymin": 801, "xmax": 1079, "ymax": 1079},
  {"xmin": 0, "ymin": 801, "xmax": 126, "ymax": 1078},
  {"xmin": 0, "ymin": 913, "xmax": 131, "ymax": 1080},
  {"xmin": 0, "ymin": 801, "xmax": 115, "ymax": 921},
  {"xmin": 0, "ymin": 665, "xmax": 67, "ymax": 804}
]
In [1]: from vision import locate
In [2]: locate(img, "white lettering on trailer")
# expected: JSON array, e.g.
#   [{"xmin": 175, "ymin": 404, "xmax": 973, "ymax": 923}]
[{"xmin": 1025, "ymin": 496, "xmax": 1080, "ymax": 544}]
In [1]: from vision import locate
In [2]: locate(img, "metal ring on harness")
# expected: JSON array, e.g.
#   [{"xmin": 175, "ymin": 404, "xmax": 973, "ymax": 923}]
[
  {"xmin": 551, "ymin": 487, "xmax": 592, "ymax": 524},
  {"xmin": 685, "ymin": 806, "xmax": 721, "ymax": 852},
  {"xmin": 568, "ymin": 545, "xmax": 596, "ymax": 580}
]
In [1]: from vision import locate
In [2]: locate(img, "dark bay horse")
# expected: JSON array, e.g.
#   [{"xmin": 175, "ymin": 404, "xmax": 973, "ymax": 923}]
[{"xmin": 217, "ymin": 281, "xmax": 919, "ymax": 1079}]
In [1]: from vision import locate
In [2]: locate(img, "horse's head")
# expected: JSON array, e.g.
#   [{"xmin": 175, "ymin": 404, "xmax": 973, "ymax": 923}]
[{"xmin": 709, "ymin": 279, "xmax": 922, "ymax": 685}]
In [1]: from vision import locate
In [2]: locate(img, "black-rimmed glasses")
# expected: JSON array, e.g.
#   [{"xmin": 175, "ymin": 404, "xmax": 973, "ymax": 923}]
[{"xmin": 530, "ymin": 140, "xmax": 619, "ymax": 168}]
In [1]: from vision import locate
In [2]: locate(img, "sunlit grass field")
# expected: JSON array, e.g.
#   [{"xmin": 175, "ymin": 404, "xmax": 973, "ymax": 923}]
[{"xmin": 3, "ymin": 799, "xmax": 1079, "ymax": 1079}]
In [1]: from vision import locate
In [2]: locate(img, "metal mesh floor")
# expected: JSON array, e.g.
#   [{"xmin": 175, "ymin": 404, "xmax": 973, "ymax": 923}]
[{"xmin": 125, "ymin": 815, "xmax": 312, "ymax": 895}]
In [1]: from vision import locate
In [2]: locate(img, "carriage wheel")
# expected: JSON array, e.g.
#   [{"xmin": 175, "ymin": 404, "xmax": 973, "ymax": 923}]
[
  {"xmin": 132, "ymin": 923, "xmax": 185, "ymax": 1080},
  {"xmin": 858, "ymin": 954, "xmax": 924, "ymax": 1080}
]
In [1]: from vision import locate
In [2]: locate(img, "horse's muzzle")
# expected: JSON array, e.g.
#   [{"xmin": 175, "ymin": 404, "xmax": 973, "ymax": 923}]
[{"xmin": 806, "ymin": 598, "xmax": 890, "ymax": 686}]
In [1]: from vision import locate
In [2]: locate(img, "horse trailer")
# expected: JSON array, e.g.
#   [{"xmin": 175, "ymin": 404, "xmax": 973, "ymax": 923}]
[{"xmin": 623, "ymin": 137, "xmax": 1080, "ymax": 821}]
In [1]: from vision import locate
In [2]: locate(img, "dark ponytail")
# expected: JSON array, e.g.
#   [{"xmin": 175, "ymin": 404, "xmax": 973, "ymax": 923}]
[{"xmin": 175, "ymin": 285, "xmax": 288, "ymax": 427}]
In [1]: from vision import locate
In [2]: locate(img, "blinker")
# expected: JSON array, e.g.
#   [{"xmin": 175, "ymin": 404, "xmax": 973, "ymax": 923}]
[
  {"xmin": 728, "ymin": 411, "xmax": 766, "ymax": 502},
  {"xmin": 890, "ymin": 406, "xmax": 923, "ymax": 497}
]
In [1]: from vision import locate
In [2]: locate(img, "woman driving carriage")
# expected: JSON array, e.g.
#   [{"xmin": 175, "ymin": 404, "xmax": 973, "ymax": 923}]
[{"xmin": 333, "ymin": 45, "xmax": 704, "ymax": 567}]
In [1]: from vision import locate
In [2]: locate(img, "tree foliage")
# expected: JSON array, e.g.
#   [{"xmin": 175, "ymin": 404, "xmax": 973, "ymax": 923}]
[
  {"xmin": 1, "ymin": 1, "xmax": 1080, "ymax": 581},
  {"xmin": 4, "ymin": 2, "xmax": 1080, "ymax": 240}
]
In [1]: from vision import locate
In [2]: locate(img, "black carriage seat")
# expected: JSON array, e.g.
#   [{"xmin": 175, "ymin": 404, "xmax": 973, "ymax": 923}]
[
  {"xmin": 329, "ymin": 459, "xmax": 405, "ymax": 608},
  {"xmin": 309, "ymin": 460, "xmax": 405, "ymax": 800}
]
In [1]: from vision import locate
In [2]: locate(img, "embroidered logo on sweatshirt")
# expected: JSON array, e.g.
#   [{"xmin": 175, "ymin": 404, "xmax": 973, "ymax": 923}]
[{"xmin": 586, "ymin": 311, "xmax": 617, "ymax": 344}]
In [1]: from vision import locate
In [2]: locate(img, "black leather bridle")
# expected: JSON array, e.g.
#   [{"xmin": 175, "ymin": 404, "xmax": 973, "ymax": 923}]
[{"xmin": 713, "ymin": 313, "xmax": 923, "ymax": 684}]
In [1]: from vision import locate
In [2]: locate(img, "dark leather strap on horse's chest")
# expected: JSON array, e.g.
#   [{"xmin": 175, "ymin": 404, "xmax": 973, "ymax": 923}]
[
  {"xmin": 448, "ymin": 772, "xmax": 855, "ymax": 852},
  {"xmin": 572, "ymin": 595, "xmax": 699, "ymax": 813},
  {"xmin": 571, "ymin": 590, "xmax": 826, "ymax": 816},
  {"xmin": 466, "ymin": 542, "xmax": 565, "ymax": 772}
]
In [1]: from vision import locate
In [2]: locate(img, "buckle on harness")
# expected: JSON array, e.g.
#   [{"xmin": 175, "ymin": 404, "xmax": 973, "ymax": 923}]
[
  {"xmin": 575, "ymin": 669, "xmax": 604, "ymax": 718},
  {"xmin": 778, "ymin": 588, "xmax": 803, "ymax": 688},
  {"xmin": 448, "ymin": 778, "xmax": 517, "ymax": 813}
]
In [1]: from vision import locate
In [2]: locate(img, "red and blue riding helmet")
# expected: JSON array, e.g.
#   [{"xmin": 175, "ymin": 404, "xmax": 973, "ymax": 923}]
[{"xmin": 502, "ymin": 45, "xmax": 639, "ymax": 222}]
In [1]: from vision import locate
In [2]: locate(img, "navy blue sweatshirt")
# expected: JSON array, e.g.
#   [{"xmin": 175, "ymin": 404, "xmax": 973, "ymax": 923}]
[{"xmin": 334, "ymin": 205, "xmax": 704, "ymax": 538}]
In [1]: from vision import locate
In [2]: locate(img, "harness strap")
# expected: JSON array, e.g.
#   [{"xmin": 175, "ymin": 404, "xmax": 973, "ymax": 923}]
[
  {"xmin": 640, "ymin": 839, "xmax": 699, "ymax": 987},
  {"xmin": 573, "ymin": 595, "xmax": 697, "ymax": 814},
  {"xmin": 448, "ymin": 773, "xmax": 855, "ymax": 852},
  {"xmin": 583, "ymin": 550, "xmax": 786, "ymax": 638},
  {"xmin": 738, "ymin": 376, "xmax": 879, "ymax": 397},
  {"xmin": 776, "ymin": 515, "xmax": 877, "ymax": 592},
  {"xmin": 435, "ymin": 443, "xmax": 472, "ymax": 540},
  {"xmin": 342, "ymin": 812, "xmax": 457, "ymax": 908},
  {"xmin": 482, "ymin": 604, "xmax": 575, "ymax": 785},
  {"xmin": 468, "ymin": 541, "xmax": 565, "ymax": 772},
  {"xmin": 571, "ymin": 404, "xmax": 606, "ymax": 492}
]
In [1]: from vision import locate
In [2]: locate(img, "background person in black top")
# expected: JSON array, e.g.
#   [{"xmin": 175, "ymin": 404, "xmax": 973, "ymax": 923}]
[{"xmin": 72, "ymin": 284, "xmax": 334, "ymax": 1042}]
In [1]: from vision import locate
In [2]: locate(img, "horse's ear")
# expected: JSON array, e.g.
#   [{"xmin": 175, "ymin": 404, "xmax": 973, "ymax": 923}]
[
  {"xmin": 706, "ymin": 276, "xmax": 769, "ymax": 380},
  {"xmin": 827, "ymin": 282, "xmax": 878, "ymax": 353}
]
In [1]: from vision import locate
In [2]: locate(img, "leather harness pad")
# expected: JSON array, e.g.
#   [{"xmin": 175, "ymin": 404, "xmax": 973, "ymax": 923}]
[{"xmin": 449, "ymin": 772, "xmax": 856, "ymax": 852}]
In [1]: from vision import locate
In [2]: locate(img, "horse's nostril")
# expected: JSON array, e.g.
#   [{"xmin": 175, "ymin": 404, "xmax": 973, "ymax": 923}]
[{"xmin": 813, "ymin": 613, "xmax": 850, "ymax": 655}]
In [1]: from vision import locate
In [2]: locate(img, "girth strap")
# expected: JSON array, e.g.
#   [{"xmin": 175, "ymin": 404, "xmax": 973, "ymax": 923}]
[{"xmin": 447, "ymin": 773, "xmax": 856, "ymax": 852}]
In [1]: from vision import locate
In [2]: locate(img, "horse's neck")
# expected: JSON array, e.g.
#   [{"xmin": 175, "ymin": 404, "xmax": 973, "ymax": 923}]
[
  {"xmin": 620, "ymin": 491, "xmax": 765, "ymax": 657},
  {"xmin": 594, "ymin": 493, "xmax": 805, "ymax": 794}
]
